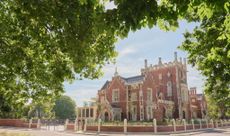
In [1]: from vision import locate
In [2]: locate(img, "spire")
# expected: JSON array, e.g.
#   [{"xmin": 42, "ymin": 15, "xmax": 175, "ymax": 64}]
[
  {"xmin": 174, "ymin": 52, "xmax": 178, "ymax": 62},
  {"xmin": 114, "ymin": 67, "xmax": 118, "ymax": 77}
]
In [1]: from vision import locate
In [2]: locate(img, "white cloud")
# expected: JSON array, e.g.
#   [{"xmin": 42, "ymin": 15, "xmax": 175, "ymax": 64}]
[
  {"xmin": 118, "ymin": 46, "xmax": 137, "ymax": 58},
  {"xmin": 187, "ymin": 65, "xmax": 205, "ymax": 94}
]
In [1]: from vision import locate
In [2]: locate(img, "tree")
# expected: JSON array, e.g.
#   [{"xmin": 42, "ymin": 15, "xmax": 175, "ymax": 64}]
[
  {"xmin": 206, "ymin": 94, "xmax": 230, "ymax": 119},
  {"xmin": 0, "ymin": 0, "xmax": 229, "ymax": 112},
  {"xmin": 27, "ymin": 102, "xmax": 54, "ymax": 119},
  {"xmin": 53, "ymin": 95, "xmax": 76, "ymax": 119},
  {"xmin": 179, "ymin": 2, "xmax": 230, "ymax": 113},
  {"xmin": 0, "ymin": 0, "xmax": 117, "ymax": 111}
]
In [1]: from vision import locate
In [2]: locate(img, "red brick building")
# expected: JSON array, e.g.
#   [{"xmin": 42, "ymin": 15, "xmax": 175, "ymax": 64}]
[
  {"xmin": 97, "ymin": 52, "xmax": 207, "ymax": 121},
  {"xmin": 189, "ymin": 87, "xmax": 207, "ymax": 119}
]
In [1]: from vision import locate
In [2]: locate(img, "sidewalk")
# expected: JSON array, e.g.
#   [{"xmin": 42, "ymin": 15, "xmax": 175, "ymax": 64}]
[{"xmin": 0, "ymin": 126, "xmax": 230, "ymax": 136}]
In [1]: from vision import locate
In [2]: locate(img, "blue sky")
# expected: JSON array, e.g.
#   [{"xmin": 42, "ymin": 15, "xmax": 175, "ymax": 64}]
[{"xmin": 64, "ymin": 20, "xmax": 205, "ymax": 106}]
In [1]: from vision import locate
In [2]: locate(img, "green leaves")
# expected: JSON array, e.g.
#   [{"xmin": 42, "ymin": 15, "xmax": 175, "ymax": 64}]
[
  {"xmin": 53, "ymin": 95, "xmax": 76, "ymax": 119},
  {"xmin": 0, "ymin": 0, "xmax": 117, "ymax": 115},
  {"xmin": 0, "ymin": 0, "xmax": 229, "ymax": 117},
  {"xmin": 179, "ymin": 5, "xmax": 230, "ymax": 115}
]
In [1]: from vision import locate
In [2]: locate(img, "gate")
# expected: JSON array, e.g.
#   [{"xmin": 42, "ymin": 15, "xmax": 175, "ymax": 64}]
[{"xmin": 40, "ymin": 119, "xmax": 65, "ymax": 131}]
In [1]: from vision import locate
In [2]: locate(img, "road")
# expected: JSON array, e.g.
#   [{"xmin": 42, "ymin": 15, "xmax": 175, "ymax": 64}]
[{"xmin": 0, "ymin": 126, "xmax": 230, "ymax": 136}]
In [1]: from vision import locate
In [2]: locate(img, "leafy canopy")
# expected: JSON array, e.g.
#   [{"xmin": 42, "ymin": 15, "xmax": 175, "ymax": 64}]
[
  {"xmin": 0, "ymin": 0, "xmax": 117, "ymax": 108},
  {"xmin": 53, "ymin": 95, "xmax": 76, "ymax": 119},
  {"xmin": 0, "ymin": 0, "xmax": 229, "ymax": 114}
]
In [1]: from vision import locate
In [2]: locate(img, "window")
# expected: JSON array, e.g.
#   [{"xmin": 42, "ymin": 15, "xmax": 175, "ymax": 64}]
[
  {"xmin": 140, "ymin": 108, "xmax": 144, "ymax": 121},
  {"xmin": 147, "ymin": 88, "xmax": 152, "ymax": 101},
  {"xmin": 167, "ymin": 71, "xmax": 171, "ymax": 77},
  {"xmin": 159, "ymin": 73, "xmax": 162, "ymax": 80},
  {"xmin": 147, "ymin": 106, "xmax": 153, "ymax": 120},
  {"xmin": 112, "ymin": 89, "xmax": 119, "ymax": 102},
  {"xmin": 167, "ymin": 81, "xmax": 172, "ymax": 96},
  {"xmin": 100, "ymin": 96, "xmax": 105, "ymax": 103},
  {"xmin": 131, "ymin": 92, "xmax": 137, "ymax": 101}
]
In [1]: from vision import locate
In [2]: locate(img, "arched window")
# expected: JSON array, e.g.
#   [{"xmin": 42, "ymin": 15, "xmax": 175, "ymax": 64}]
[{"xmin": 167, "ymin": 81, "xmax": 172, "ymax": 96}]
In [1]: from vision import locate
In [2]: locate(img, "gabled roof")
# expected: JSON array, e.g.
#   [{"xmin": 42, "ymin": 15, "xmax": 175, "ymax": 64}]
[
  {"xmin": 100, "ymin": 80, "xmax": 110, "ymax": 90},
  {"xmin": 122, "ymin": 75, "xmax": 144, "ymax": 84},
  {"xmin": 99, "ymin": 75, "xmax": 144, "ymax": 91}
]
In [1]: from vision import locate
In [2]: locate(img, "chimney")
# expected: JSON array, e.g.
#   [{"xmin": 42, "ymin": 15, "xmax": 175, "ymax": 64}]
[
  {"xmin": 180, "ymin": 57, "xmax": 182, "ymax": 63},
  {"xmin": 144, "ymin": 59, "xmax": 148, "ymax": 68},
  {"xmin": 183, "ymin": 58, "xmax": 187, "ymax": 65},
  {"xmin": 158, "ymin": 57, "xmax": 162, "ymax": 65},
  {"xmin": 174, "ymin": 52, "xmax": 178, "ymax": 62}
]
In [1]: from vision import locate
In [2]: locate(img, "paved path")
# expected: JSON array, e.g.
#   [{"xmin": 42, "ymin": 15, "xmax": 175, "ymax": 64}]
[{"xmin": 0, "ymin": 126, "xmax": 230, "ymax": 136}]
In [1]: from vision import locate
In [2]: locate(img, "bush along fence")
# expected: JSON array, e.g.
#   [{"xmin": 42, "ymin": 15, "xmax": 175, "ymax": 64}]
[{"xmin": 1, "ymin": 118, "xmax": 230, "ymax": 133}]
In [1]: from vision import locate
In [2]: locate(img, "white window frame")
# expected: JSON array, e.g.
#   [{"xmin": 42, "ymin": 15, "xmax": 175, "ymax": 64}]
[
  {"xmin": 131, "ymin": 92, "xmax": 137, "ymax": 101},
  {"xmin": 167, "ymin": 81, "xmax": 172, "ymax": 96},
  {"xmin": 147, "ymin": 88, "xmax": 152, "ymax": 101},
  {"xmin": 112, "ymin": 89, "xmax": 119, "ymax": 102}
]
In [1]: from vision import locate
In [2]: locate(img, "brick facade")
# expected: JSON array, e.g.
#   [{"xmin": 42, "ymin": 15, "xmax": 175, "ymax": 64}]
[{"xmin": 97, "ymin": 52, "xmax": 207, "ymax": 121}]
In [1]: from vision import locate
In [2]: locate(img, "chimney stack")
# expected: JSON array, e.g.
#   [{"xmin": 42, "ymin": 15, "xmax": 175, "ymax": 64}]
[
  {"xmin": 180, "ymin": 57, "xmax": 182, "ymax": 63},
  {"xmin": 158, "ymin": 57, "xmax": 162, "ymax": 65},
  {"xmin": 174, "ymin": 52, "xmax": 178, "ymax": 62},
  {"xmin": 144, "ymin": 59, "xmax": 148, "ymax": 68},
  {"xmin": 183, "ymin": 58, "xmax": 187, "ymax": 65}
]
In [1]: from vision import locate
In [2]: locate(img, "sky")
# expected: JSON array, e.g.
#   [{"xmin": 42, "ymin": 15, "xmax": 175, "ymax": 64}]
[{"xmin": 64, "ymin": 20, "xmax": 205, "ymax": 106}]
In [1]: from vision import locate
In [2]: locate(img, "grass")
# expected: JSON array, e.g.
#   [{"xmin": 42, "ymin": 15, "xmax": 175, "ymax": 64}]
[{"xmin": 0, "ymin": 132, "xmax": 31, "ymax": 136}]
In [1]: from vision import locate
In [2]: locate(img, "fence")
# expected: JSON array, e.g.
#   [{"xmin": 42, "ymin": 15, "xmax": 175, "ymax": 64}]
[
  {"xmin": 1, "ymin": 118, "xmax": 230, "ymax": 134},
  {"xmin": 67, "ymin": 118, "xmax": 230, "ymax": 133},
  {"xmin": 0, "ymin": 119, "xmax": 39, "ymax": 128}
]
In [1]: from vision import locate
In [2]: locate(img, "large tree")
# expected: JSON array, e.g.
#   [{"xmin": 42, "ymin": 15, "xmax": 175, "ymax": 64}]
[
  {"xmin": 0, "ymin": 0, "xmax": 117, "ymax": 110},
  {"xmin": 53, "ymin": 95, "xmax": 76, "ymax": 119},
  {"xmin": 179, "ymin": 2, "xmax": 230, "ymax": 114},
  {"xmin": 0, "ymin": 0, "xmax": 229, "ymax": 113}
]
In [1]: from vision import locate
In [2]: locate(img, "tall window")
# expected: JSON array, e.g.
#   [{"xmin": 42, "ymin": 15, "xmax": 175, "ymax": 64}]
[
  {"xmin": 159, "ymin": 73, "xmax": 162, "ymax": 80},
  {"xmin": 131, "ymin": 92, "xmax": 137, "ymax": 101},
  {"xmin": 100, "ymin": 96, "xmax": 105, "ymax": 103},
  {"xmin": 112, "ymin": 89, "xmax": 119, "ymax": 102},
  {"xmin": 147, "ymin": 88, "xmax": 152, "ymax": 101},
  {"xmin": 167, "ymin": 81, "xmax": 172, "ymax": 96}
]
